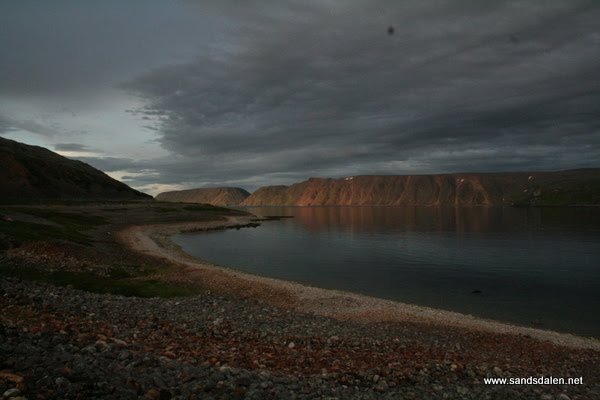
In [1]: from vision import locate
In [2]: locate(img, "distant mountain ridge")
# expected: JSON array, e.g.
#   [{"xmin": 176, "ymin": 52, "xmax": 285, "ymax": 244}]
[
  {"xmin": 241, "ymin": 169, "xmax": 600, "ymax": 207},
  {"xmin": 155, "ymin": 187, "xmax": 250, "ymax": 206},
  {"xmin": 0, "ymin": 137, "xmax": 151, "ymax": 201}
]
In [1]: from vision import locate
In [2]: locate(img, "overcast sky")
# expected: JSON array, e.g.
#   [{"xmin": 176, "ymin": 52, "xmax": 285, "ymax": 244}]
[{"xmin": 1, "ymin": 1, "xmax": 599, "ymax": 195}]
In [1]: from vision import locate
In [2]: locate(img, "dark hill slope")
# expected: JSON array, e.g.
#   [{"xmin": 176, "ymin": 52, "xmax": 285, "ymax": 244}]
[
  {"xmin": 155, "ymin": 187, "xmax": 250, "ymax": 206},
  {"xmin": 0, "ymin": 137, "xmax": 151, "ymax": 201},
  {"xmin": 242, "ymin": 169, "xmax": 600, "ymax": 207}
]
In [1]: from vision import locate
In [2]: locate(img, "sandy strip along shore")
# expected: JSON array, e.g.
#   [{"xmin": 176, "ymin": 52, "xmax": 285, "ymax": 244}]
[{"xmin": 118, "ymin": 216, "xmax": 599, "ymax": 351}]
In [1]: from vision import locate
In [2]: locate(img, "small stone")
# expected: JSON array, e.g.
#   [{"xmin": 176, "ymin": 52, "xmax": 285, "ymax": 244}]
[
  {"xmin": 3, "ymin": 388, "xmax": 21, "ymax": 398},
  {"xmin": 163, "ymin": 351, "xmax": 176, "ymax": 359},
  {"xmin": 287, "ymin": 342, "xmax": 295, "ymax": 349},
  {"xmin": 493, "ymin": 366, "xmax": 503, "ymax": 375},
  {"xmin": 456, "ymin": 386, "xmax": 469, "ymax": 395},
  {"xmin": 0, "ymin": 372, "xmax": 23, "ymax": 384},
  {"xmin": 235, "ymin": 376, "xmax": 252, "ymax": 387},
  {"xmin": 55, "ymin": 376, "xmax": 70, "ymax": 387},
  {"xmin": 558, "ymin": 395, "xmax": 571, "ymax": 400},
  {"xmin": 145, "ymin": 388, "xmax": 160, "ymax": 399},
  {"xmin": 95, "ymin": 340, "xmax": 108, "ymax": 349},
  {"xmin": 372, "ymin": 374, "xmax": 380, "ymax": 383},
  {"xmin": 82, "ymin": 345, "xmax": 96, "ymax": 353},
  {"xmin": 374, "ymin": 380, "xmax": 388, "ymax": 392},
  {"xmin": 112, "ymin": 338, "xmax": 128, "ymax": 346}
]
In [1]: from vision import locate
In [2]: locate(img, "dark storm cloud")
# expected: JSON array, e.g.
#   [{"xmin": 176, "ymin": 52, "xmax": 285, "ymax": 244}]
[
  {"xmin": 0, "ymin": 0, "xmax": 219, "ymax": 98},
  {"xmin": 4, "ymin": 1, "xmax": 599, "ymax": 192},
  {"xmin": 120, "ymin": 0, "xmax": 600, "ymax": 190}
]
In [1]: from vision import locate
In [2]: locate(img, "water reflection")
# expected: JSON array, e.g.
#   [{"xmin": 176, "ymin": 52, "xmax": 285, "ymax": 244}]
[
  {"xmin": 243, "ymin": 206, "xmax": 600, "ymax": 236},
  {"xmin": 176, "ymin": 206, "xmax": 600, "ymax": 336}
]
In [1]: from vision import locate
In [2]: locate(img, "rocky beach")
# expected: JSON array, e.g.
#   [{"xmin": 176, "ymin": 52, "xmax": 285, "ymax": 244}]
[
  {"xmin": 1, "ymin": 203, "xmax": 599, "ymax": 399},
  {"xmin": 1, "ymin": 273, "xmax": 599, "ymax": 400}
]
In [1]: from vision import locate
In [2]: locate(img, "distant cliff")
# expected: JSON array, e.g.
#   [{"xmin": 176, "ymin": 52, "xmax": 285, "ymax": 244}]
[
  {"xmin": 242, "ymin": 169, "xmax": 600, "ymax": 207},
  {"xmin": 155, "ymin": 187, "xmax": 250, "ymax": 206},
  {"xmin": 0, "ymin": 137, "xmax": 151, "ymax": 201}
]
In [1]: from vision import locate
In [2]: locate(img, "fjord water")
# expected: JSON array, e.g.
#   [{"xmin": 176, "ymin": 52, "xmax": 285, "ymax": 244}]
[{"xmin": 173, "ymin": 206, "xmax": 600, "ymax": 337}]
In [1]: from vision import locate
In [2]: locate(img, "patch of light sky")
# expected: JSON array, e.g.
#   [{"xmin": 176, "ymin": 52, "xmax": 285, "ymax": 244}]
[
  {"xmin": 0, "ymin": 90, "xmax": 165, "ymax": 160},
  {"xmin": 0, "ymin": 0, "xmax": 231, "ymax": 182}
]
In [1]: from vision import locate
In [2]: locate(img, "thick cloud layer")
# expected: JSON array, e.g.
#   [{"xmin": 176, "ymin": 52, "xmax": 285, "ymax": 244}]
[
  {"xmin": 2, "ymin": 1, "xmax": 600, "ymax": 193},
  {"xmin": 121, "ymin": 0, "xmax": 600, "ymax": 190},
  {"xmin": 0, "ymin": 0, "xmax": 220, "ymax": 98}
]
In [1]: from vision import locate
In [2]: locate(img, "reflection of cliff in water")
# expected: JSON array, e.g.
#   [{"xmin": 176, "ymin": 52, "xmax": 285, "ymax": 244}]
[{"xmin": 246, "ymin": 206, "xmax": 600, "ymax": 235}]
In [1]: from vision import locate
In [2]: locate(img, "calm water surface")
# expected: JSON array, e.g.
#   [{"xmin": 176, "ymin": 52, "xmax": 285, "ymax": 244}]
[{"xmin": 173, "ymin": 206, "xmax": 600, "ymax": 337}]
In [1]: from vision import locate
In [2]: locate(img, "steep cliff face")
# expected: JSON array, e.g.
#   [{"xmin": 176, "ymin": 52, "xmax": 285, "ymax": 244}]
[
  {"xmin": 0, "ymin": 137, "xmax": 151, "ymax": 201},
  {"xmin": 242, "ymin": 170, "xmax": 600, "ymax": 206},
  {"xmin": 155, "ymin": 187, "xmax": 250, "ymax": 206}
]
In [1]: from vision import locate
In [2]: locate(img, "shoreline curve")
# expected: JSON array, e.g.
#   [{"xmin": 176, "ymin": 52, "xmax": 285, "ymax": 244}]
[{"xmin": 118, "ymin": 216, "xmax": 600, "ymax": 351}]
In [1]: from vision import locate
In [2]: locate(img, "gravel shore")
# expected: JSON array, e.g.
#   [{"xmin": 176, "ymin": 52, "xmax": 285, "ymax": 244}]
[
  {"xmin": 2, "ymin": 277, "xmax": 600, "ymax": 399},
  {"xmin": 120, "ymin": 217, "xmax": 600, "ymax": 351},
  {"xmin": 1, "ymin": 215, "xmax": 599, "ymax": 399}
]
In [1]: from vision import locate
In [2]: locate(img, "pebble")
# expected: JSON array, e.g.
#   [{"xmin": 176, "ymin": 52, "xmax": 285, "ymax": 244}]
[
  {"xmin": 112, "ymin": 338, "xmax": 128, "ymax": 346},
  {"xmin": 54, "ymin": 376, "xmax": 70, "ymax": 387},
  {"xmin": 2, "ymin": 389, "xmax": 21, "ymax": 398},
  {"xmin": 374, "ymin": 380, "xmax": 388, "ymax": 392},
  {"xmin": 456, "ymin": 386, "xmax": 469, "ymax": 395}
]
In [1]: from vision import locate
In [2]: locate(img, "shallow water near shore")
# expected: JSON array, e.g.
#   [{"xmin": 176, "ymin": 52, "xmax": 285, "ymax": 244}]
[{"xmin": 173, "ymin": 206, "xmax": 600, "ymax": 337}]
